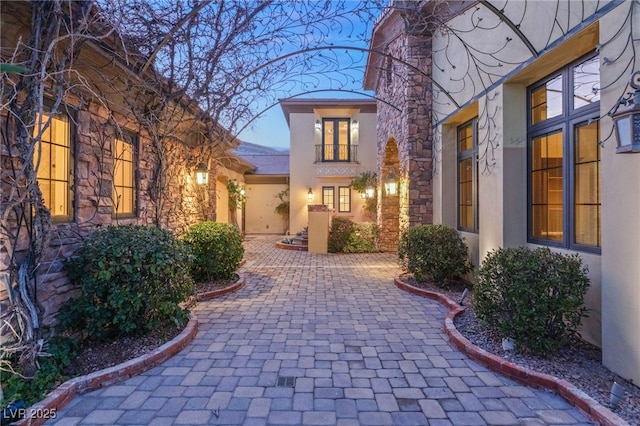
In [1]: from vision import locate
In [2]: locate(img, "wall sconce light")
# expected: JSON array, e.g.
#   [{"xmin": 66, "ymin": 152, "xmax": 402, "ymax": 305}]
[
  {"xmin": 365, "ymin": 185, "xmax": 375, "ymax": 198},
  {"xmin": 307, "ymin": 188, "xmax": 314, "ymax": 201},
  {"xmin": 351, "ymin": 119, "xmax": 358, "ymax": 131},
  {"xmin": 315, "ymin": 120, "xmax": 321, "ymax": 131},
  {"xmin": 384, "ymin": 172, "xmax": 398, "ymax": 196},
  {"xmin": 240, "ymin": 187, "xmax": 245, "ymax": 196},
  {"xmin": 360, "ymin": 192, "xmax": 366, "ymax": 199},
  {"xmin": 195, "ymin": 163, "xmax": 209, "ymax": 185},
  {"xmin": 611, "ymin": 71, "xmax": 640, "ymax": 153}
]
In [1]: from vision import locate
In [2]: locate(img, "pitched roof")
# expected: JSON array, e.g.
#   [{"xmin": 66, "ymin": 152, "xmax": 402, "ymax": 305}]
[{"xmin": 233, "ymin": 141, "xmax": 289, "ymax": 175}]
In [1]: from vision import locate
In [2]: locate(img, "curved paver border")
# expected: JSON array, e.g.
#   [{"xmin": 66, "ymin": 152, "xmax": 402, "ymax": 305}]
[
  {"xmin": 17, "ymin": 318, "xmax": 198, "ymax": 426},
  {"xmin": 275, "ymin": 241, "xmax": 308, "ymax": 251},
  {"xmin": 394, "ymin": 276, "xmax": 629, "ymax": 426},
  {"xmin": 196, "ymin": 273, "xmax": 246, "ymax": 301}
]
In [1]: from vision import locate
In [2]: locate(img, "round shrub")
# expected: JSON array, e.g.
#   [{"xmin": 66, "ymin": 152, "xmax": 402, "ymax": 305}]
[
  {"xmin": 343, "ymin": 222, "xmax": 380, "ymax": 253},
  {"xmin": 328, "ymin": 217, "xmax": 355, "ymax": 253},
  {"xmin": 58, "ymin": 225, "xmax": 194, "ymax": 341},
  {"xmin": 397, "ymin": 224, "xmax": 471, "ymax": 286},
  {"xmin": 474, "ymin": 246, "xmax": 590, "ymax": 354},
  {"xmin": 182, "ymin": 221, "xmax": 244, "ymax": 282}
]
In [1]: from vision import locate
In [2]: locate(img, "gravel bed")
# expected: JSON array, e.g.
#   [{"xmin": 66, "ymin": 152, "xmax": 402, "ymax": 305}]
[{"xmin": 402, "ymin": 275, "xmax": 640, "ymax": 425}]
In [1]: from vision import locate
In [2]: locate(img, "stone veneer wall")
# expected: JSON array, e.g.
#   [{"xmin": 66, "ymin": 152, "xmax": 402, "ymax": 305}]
[
  {"xmin": 374, "ymin": 18, "xmax": 434, "ymax": 252},
  {"xmin": 1, "ymin": 102, "xmax": 218, "ymax": 328}
]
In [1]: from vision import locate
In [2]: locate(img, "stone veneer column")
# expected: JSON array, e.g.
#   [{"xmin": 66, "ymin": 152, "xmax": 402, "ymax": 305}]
[{"xmin": 375, "ymin": 20, "xmax": 434, "ymax": 251}]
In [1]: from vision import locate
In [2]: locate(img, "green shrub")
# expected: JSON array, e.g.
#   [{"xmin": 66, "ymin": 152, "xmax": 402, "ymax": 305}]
[
  {"xmin": 474, "ymin": 246, "xmax": 590, "ymax": 354},
  {"xmin": 1, "ymin": 336, "xmax": 79, "ymax": 406},
  {"xmin": 58, "ymin": 225, "xmax": 194, "ymax": 341},
  {"xmin": 182, "ymin": 221, "xmax": 244, "ymax": 281},
  {"xmin": 328, "ymin": 217, "xmax": 355, "ymax": 253},
  {"xmin": 344, "ymin": 222, "xmax": 380, "ymax": 253},
  {"xmin": 397, "ymin": 224, "xmax": 471, "ymax": 286}
]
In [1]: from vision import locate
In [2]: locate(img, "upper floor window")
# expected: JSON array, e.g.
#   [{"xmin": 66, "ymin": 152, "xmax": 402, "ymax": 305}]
[
  {"xmin": 33, "ymin": 111, "xmax": 73, "ymax": 220},
  {"xmin": 457, "ymin": 118, "xmax": 478, "ymax": 232},
  {"xmin": 528, "ymin": 54, "xmax": 600, "ymax": 251},
  {"xmin": 113, "ymin": 132, "xmax": 137, "ymax": 217},
  {"xmin": 322, "ymin": 118, "xmax": 351, "ymax": 162}
]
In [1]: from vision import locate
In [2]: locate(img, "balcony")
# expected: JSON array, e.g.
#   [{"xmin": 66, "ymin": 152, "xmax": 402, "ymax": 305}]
[{"xmin": 315, "ymin": 144, "xmax": 358, "ymax": 163}]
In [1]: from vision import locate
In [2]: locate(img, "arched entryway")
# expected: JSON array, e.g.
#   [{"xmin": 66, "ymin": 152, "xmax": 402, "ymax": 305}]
[{"xmin": 379, "ymin": 138, "xmax": 402, "ymax": 252}]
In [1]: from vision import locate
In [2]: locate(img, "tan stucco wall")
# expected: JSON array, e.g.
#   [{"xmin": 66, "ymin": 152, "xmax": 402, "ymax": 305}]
[
  {"xmin": 429, "ymin": 0, "xmax": 638, "ymax": 382},
  {"xmin": 288, "ymin": 105, "xmax": 378, "ymax": 234},
  {"xmin": 215, "ymin": 167, "xmax": 245, "ymax": 232},
  {"xmin": 244, "ymin": 183, "xmax": 289, "ymax": 234},
  {"xmin": 598, "ymin": 2, "xmax": 640, "ymax": 384}
]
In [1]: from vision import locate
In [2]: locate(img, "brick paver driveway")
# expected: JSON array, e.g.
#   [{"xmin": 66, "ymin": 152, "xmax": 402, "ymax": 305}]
[{"xmin": 51, "ymin": 235, "xmax": 591, "ymax": 425}]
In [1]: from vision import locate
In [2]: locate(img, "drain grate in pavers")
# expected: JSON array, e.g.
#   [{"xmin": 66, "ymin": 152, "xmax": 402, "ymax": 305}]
[{"xmin": 276, "ymin": 376, "xmax": 296, "ymax": 387}]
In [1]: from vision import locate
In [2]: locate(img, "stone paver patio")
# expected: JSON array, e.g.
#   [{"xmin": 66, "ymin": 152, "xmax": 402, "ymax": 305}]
[{"xmin": 50, "ymin": 235, "xmax": 592, "ymax": 425}]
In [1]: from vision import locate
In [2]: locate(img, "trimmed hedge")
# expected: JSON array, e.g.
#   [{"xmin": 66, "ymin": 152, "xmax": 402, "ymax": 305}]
[
  {"xmin": 182, "ymin": 221, "xmax": 244, "ymax": 281},
  {"xmin": 474, "ymin": 246, "xmax": 590, "ymax": 354},
  {"xmin": 58, "ymin": 225, "xmax": 193, "ymax": 341},
  {"xmin": 328, "ymin": 218, "xmax": 379, "ymax": 253},
  {"xmin": 398, "ymin": 224, "xmax": 471, "ymax": 287}
]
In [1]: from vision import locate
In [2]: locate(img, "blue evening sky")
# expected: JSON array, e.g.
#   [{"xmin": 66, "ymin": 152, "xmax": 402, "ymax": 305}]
[{"xmin": 236, "ymin": 3, "xmax": 381, "ymax": 150}]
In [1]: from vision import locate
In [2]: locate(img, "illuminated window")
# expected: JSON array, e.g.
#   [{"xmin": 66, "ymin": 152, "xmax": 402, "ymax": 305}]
[
  {"xmin": 338, "ymin": 186, "xmax": 351, "ymax": 213},
  {"xmin": 322, "ymin": 186, "xmax": 334, "ymax": 210},
  {"xmin": 528, "ymin": 54, "xmax": 600, "ymax": 250},
  {"xmin": 322, "ymin": 118, "xmax": 351, "ymax": 161},
  {"xmin": 33, "ymin": 112, "xmax": 72, "ymax": 219},
  {"xmin": 113, "ymin": 133, "xmax": 136, "ymax": 217},
  {"xmin": 457, "ymin": 118, "xmax": 478, "ymax": 232}
]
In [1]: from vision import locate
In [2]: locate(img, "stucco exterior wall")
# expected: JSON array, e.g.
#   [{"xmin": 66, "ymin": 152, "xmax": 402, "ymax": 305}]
[
  {"xmin": 215, "ymin": 167, "xmax": 245, "ymax": 232},
  {"xmin": 244, "ymin": 183, "xmax": 289, "ymax": 234},
  {"xmin": 598, "ymin": 1, "xmax": 640, "ymax": 384},
  {"xmin": 285, "ymin": 101, "xmax": 378, "ymax": 235},
  {"xmin": 428, "ymin": 0, "xmax": 638, "ymax": 382}
]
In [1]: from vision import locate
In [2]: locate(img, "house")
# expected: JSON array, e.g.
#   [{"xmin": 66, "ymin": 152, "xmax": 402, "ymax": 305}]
[
  {"xmin": 233, "ymin": 142, "xmax": 290, "ymax": 235},
  {"xmin": 365, "ymin": 0, "xmax": 640, "ymax": 383},
  {"xmin": 280, "ymin": 98, "xmax": 378, "ymax": 235},
  {"xmin": 0, "ymin": 1, "xmax": 248, "ymax": 327}
]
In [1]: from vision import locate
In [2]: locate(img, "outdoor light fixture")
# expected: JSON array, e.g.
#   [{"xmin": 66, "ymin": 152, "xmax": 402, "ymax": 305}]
[
  {"xmin": 195, "ymin": 163, "xmax": 209, "ymax": 185},
  {"xmin": 365, "ymin": 185, "xmax": 375, "ymax": 198},
  {"xmin": 360, "ymin": 192, "xmax": 366, "ymax": 199},
  {"xmin": 384, "ymin": 172, "xmax": 398, "ymax": 196},
  {"xmin": 307, "ymin": 188, "xmax": 314, "ymax": 201},
  {"xmin": 611, "ymin": 71, "xmax": 640, "ymax": 153},
  {"xmin": 315, "ymin": 120, "xmax": 321, "ymax": 131},
  {"xmin": 610, "ymin": 381, "xmax": 625, "ymax": 409},
  {"xmin": 351, "ymin": 119, "xmax": 358, "ymax": 131},
  {"xmin": 240, "ymin": 188, "xmax": 246, "ymax": 196}
]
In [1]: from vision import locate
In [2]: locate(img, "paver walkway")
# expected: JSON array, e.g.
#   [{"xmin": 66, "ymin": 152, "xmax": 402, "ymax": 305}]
[{"xmin": 50, "ymin": 235, "xmax": 592, "ymax": 425}]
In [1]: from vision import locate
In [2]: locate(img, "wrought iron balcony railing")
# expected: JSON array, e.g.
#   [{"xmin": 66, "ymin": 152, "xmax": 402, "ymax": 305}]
[{"xmin": 315, "ymin": 144, "xmax": 358, "ymax": 162}]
